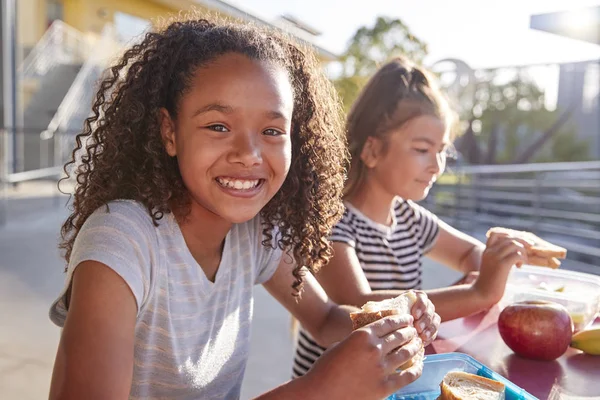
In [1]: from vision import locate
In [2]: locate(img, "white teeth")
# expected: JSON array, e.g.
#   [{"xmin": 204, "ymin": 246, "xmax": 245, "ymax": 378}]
[{"xmin": 217, "ymin": 178, "xmax": 260, "ymax": 190}]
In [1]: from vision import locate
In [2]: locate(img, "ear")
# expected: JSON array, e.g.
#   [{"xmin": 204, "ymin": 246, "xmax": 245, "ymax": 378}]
[
  {"xmin": 159, "ymin": 108, "xmax": 177, "ymax": 157},
  {"xmin": 360, "ymin": 137, "xmax": 383, "ymax": 168}
]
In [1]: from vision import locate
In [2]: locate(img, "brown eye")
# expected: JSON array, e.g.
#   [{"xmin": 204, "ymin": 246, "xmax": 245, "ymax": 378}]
[
  {"xmin": 207, "ymin": 124, "xmax": 229, "ymax": 132},
  {"xmin": 263, "ymin": 128, "xmax": 284, "ymax": 136}
]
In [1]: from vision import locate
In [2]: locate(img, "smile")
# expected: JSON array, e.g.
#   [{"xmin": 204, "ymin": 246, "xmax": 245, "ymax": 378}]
[{"xmin": 216, "ymin": 177, "xmax": 264, "ymax": 190}]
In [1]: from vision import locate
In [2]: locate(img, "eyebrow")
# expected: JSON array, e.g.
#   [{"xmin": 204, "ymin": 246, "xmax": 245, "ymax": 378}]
[
  {"xmin": 411, "ymin": 137, "xmax": 436, "ymax": 146},
  {"xmin": 412, "ymin": 137, "xmax": 451, "ymax": 149},
  {"xmin": 192, "ymin": 103, "xmax": 288, "ymax": 121},
  {"xmin": 192, "ymin": 103, "xmax": 234, "ymax": 117},
  {"xmin": 264, "ymin": 110, "xmax": 288, "ymax": 121}
]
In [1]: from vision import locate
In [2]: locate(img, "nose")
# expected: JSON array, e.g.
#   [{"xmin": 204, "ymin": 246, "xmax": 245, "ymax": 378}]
[
  {"xmin": 228, "ymin": 131, "xmax": 262, "ymax": 167},
  {"xmin": 428, "ymin": 152, "xmax": 446, "ymax": 176}
]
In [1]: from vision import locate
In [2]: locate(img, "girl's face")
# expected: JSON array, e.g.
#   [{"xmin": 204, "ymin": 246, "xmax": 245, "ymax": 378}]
[
  {"xmin": 161, "ymin": 53, "xmax": 293, "ymax": 224},
  {"xmin": 362, "ymin": 115, "xmax": 449, "ymax": 202}
]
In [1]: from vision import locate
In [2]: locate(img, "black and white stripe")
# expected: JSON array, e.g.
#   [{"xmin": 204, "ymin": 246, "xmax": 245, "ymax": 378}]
[{"xmin": 292, "ymin": 198, "xmax": 439, "ymax": 377}]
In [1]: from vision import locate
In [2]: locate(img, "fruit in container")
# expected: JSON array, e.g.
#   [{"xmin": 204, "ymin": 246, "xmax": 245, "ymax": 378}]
[
  {"xmin": 569, "ymin": 312, "xmax": 588, "ymax": 332},
  {"xmin": 498, "ymin": 300, "xmax": 573, "ymax": 361},
  {"xmin": 570, "ymin": 327, "xmax": 600, "ymax": 356}
]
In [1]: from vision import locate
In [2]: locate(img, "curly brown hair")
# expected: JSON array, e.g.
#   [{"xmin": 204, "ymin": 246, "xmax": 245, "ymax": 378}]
[{"xmin": 59, "ymin": 13, "xmax": 348, "ymax": 293}]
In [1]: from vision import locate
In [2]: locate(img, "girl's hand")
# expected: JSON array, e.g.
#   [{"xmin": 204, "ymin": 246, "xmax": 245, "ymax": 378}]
[
  {"xmin": 473, "ymin": 232, "xmax": 529, "ymax": 305},
  {"xmin": 304, "ymin": 314, "xmax": 423, "ymax": 400},
  {"xmin": 410, "ymin": 290, "xmax": 440, "ymax": 347}
]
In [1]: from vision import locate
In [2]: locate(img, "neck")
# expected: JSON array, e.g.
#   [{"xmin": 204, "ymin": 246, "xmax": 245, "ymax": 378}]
[
  {"xmin": 345, "ymin": 178, "xmax": 396, "ymax": 226},
  {"xmin": 174, "ymin": 201, "xmax": 233, "ymax": 280}
]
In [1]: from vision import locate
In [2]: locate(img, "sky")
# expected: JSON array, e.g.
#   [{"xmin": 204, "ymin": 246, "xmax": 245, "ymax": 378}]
[{"xmin": 229, "ymin": 0, "xmax": 600, "ymax": 69}]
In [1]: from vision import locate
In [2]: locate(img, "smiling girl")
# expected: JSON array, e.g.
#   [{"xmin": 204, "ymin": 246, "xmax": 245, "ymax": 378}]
[{"xmin": 47, "ymin": 17, "xmax": 438, "ymax": 400}]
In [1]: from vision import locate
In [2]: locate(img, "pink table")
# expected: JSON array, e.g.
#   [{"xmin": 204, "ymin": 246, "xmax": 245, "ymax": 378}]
[{"xmin": 428, "ymin": 306, "xmax": 600, "ymax": 399}]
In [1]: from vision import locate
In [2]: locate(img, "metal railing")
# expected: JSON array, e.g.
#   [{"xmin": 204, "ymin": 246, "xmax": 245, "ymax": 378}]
[
  {"xmin": 423, "ymin": 161, "xmax": 600, "ymax": 268},
  {"xmin": 0, "ymin": 127, "xmax": 71, "ymax": 226},
  {"xmin": 20, "ymin": 20, "xmax": 89, "ymax": 80},
  {"xmin": 43, "ymin": 23, "xmax": 122, "ymax": 168},
  {"xmin": 1, "ymin": 23, "xmax": 124, "ymax": 226}
]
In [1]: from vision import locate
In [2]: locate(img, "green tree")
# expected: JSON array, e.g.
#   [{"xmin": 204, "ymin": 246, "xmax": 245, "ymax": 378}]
[
  {"xmin": 334, "ymin": 17, "xmax": 428, "ymax": 111},
  {"xmin": 454, "ymin": 76, "xmax": 590, "ymax": 164}
]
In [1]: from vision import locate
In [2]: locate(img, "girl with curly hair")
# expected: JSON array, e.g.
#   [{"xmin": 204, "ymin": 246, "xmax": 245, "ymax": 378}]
[
  {"xmin": 47, "ymin": 15, "xmax": 438, "ymax": 400},
  {"xmin": 293, "ymin": 57, "xmax": 530, "ymax": 377}
]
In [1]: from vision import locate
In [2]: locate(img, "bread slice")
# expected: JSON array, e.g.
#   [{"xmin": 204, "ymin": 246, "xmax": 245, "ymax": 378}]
[
  {"xmin": 440, "ymin": 371, "xmax": 505, "ymax": 400},
  {"xmin": 349, "ymin": 292, "xmax": 421, "ymax": 371},
  {"xmin": 486, "ymin": 227, "xmax": 566, "ymax": 269},
  {"xmin": 349, "ymin": 291, "xmax": 418, "ymax": 330},
  {"xmin": 527, "ymin": 254, "xmax": 561, "ymax": 269}
]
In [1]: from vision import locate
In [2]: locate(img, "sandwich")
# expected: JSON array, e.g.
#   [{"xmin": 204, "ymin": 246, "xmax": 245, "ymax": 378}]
[
  {"xmin": 439, "ymin": 371, "xmax": 505, "ymax": 400},
  {"xmin": 486, "ymin": 227, "xmax": 567, "ymax": 269},
  {"xmin": 349, "ymin": 292, "xmax": 424, "ymax": 370}
]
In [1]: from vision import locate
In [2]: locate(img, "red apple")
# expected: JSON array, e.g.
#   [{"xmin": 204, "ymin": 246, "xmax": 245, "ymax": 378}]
[{"xmin": 498, "ymin": 300, "xmax": 573, "ymax": 361}]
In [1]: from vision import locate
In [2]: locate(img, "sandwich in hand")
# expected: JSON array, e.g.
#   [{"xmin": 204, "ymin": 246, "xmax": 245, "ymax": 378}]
[
  {"xmin": 349, "ymin": 292, "xmax": 424, "ymax": 370},
  {"xmin": 439, "ymin": 371, "xmax": 505, "ymax": 400},
  {"xmin": 486, "ymin": 227, "xmax": 567, "ymax": 269}
]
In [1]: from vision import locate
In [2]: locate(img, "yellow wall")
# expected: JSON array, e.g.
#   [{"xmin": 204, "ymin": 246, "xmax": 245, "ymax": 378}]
[
  {"xmin": 62, "ymin": 0, "xmax": 191, "ymax": 34},
  {"xmin": 18, "ymin": 0, "xmax": 48, "ymax": 49},
  {"xmin": 20, "ymin": 0, "xmax": 333, "ymax": 62}
]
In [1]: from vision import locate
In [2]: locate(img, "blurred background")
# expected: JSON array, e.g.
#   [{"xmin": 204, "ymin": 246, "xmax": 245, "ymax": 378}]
[{"xmin": 0, "ymin": 0, "xmax": 599, "ymax": 398}]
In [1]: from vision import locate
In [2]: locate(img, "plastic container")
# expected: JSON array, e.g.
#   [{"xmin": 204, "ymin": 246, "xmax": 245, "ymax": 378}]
[
  {"xmin": 388, "ymin": 352, "xmax": 538, "ymax": 400},
  {"xmin": 501, "ymin": 266, "xmax": 600, "ymax": 332}
]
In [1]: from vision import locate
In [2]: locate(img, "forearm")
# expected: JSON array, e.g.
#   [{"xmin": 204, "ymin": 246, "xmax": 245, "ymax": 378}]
[
  {"xmin": 313, "ymin": 304, "xmax": 357, "ymax": 347},
  {"xmin": 425, "ymin": 285, "xmax": 492, "ymax": 321},
  {"xmin": 357, "ymin": 285, "xmax": 493, "ymax": 322},
  {"xmin": 253, "ymin": 375, "xmax": 322, "ymax": 400},
  {"xmin": 457, "ymin": 244, "xmax": 484, "ymax": 274}
]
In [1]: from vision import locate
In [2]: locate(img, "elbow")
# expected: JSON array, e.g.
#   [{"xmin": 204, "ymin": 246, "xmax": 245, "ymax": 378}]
[
  {"xmin": 304, "ymin": 318, "xmax": 334, "ymax": 348},
  {"xmin": 312, "ymin": 304, "xmax": 357, "ymax": 348},
  {"xmin": 312, "ymin": 329, "xmax": 335, "ymax": 348}
]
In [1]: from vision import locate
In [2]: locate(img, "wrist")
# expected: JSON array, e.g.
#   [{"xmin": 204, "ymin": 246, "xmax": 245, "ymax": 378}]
[
  {"xmin": 458, "ymin": 245, "xmax": 484, "ymax": 273},
  {"xmin": 296, "ymin": 370, "xmax": 328, "ymax": 400},
  {"xmin": 253, "ymin": 374, "xmax": 325, "ymax": 400},
  {"xmin": 315, "ymin": 305, "xmax": 355, "ymax": 347},
  {"xmin": 469, "ymin": 283, "xmax": 498, "ymax": 310}
]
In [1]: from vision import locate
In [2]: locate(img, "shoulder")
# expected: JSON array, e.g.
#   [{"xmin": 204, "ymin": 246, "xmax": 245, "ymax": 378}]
[
  {"xmin": 336, "ymin": 204, "xmax": 359, "ymax": 229},
  {"xmin": 84, "ymin": 200, "xmax": 156, "ymax": 230},
  {"xmin": 73, "ymin": 200, "xmax": 161, "ymax": 266},
  {"xmin": 402, "ymin": 199, "xmax": 437, "ymax": 222}
]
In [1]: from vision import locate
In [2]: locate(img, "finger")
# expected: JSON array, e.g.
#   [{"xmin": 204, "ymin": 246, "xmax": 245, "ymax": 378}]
[
  {"xmin": 421, "ymin": 313, "xmax": 441, "ymax": 346},
  {"xmin": 491, "ymin": 235, "xmax": 523, "ymax": 248},
  {"xmin": 380, "ymin": 326, "xmax": 417, "ymax": 354},
  {"xmin": 384, "ymin": 336, "xmax": 423, "ymax": 373},
  {"xmin": 486, "ymin": 231, "xmax": 509, "ymax": 246},
  {"xmin": 489, "ymin": 238, "xmax": 530, "ymax": 256},
  {"xmin": 511, "ymin": 237, "xmax": 534, "ymax": 249},
  {"xmin": 411, "ymin": 291, "xmax": 428, "ymax": 320},
  {"xmin": 502, "ymin": 251, "xmax": 528, "ymax": 268},
  {"xmin": 387, "ymin": 355, "xmax": 424, "ymax": 391},
  {"xmin": 385, "ymin": 358, "xmax": 424, "ymax": 394},
  {"xmin": 496, "ymin": 242, "xmax": 527, "ymax": 262},
  {"xmin": 415, "ymin": 300, "xmax": 435, "ymax": 334},
  {"xmin": 367, "ymin": 314, "xmax": 414, "ymax": 338}
]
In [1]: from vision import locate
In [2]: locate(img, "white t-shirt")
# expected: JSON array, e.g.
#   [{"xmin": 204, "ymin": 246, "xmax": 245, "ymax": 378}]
[{"xmin": 50, "ymin": 200, "xmax": 282, "ymax": 399}]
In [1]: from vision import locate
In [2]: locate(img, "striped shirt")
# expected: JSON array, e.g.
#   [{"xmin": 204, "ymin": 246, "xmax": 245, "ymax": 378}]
[
  {"xmin": 49, "ymin": 200, "xmax": 282, "ymax": 399},
  {"xmin": 292, "ymin": 198, "xmax": 440, "ymax": 378}
]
